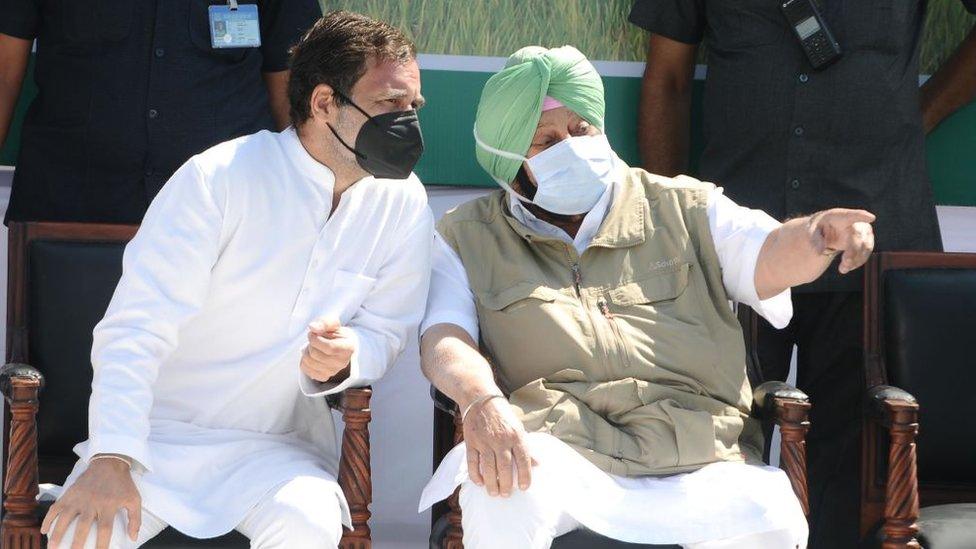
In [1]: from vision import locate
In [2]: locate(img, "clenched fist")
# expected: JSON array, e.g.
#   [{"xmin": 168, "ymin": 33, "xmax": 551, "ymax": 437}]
[{"xmin": 300, "ymin": 317, "xmax": 355, "ymax": 383}]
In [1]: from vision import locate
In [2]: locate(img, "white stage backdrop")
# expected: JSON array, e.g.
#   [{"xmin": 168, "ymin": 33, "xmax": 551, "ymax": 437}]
[{"xmin": 0, "ymin": 168, "xmax": 974, "ymax": 547}]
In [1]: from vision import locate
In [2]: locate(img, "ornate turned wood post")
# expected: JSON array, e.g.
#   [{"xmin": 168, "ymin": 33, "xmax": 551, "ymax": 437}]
[
  {"xmin": 1, "ymin": 366, "xmax": 44, "ymax": 549},
  {"xmin": 776, "ymin": 398, "xmax": 812, "ymax": 516},
  {"xmin": 444, "ymin": 411, "xmax": 465, "ymax": 549},
  {"xmin": 882, "ymin": 401, "xmax": 920, "ymax": 549},
  {"xmin": 338, "ymin": 388, "xmax": 372, "ymax": 549}
]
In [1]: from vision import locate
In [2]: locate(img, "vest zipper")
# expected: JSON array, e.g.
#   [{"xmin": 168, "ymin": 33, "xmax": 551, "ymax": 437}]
[
  {"xmin": 571, "ymin": 263, "xmax": 582, "ymax": 297},
  {"xmin": 564, "ymin": 249, "xmax": 612, "ymax": 367},
  {"xmin": 599, "ymin": 299, "xmax": 632, "ymax": 369}
]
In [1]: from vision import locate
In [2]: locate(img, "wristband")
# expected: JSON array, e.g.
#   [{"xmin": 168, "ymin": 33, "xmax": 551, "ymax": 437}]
[
  {"xmin": 90, "ymin": 453, "xmax": 133, "ymax": 469},
  {"xmin": 461, "ymin": 393, "xmax": 505, "ymax": 422}
]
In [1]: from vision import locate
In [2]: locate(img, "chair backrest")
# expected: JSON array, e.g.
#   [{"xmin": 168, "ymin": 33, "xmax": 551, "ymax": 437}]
[
  {"xmin": 5, "ymin": 222, "xmax": 137, "ymax": 483},
  {"xmin": 864, "ymin": 252, "xmax": 976, "ymax": 496}
]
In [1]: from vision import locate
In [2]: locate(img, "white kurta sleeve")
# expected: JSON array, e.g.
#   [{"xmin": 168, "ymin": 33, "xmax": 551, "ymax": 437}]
[
  {"xmin": 707, "ymin": 188, "xmax": 793, "ymax": 330},
  {"xmin": 301, "ymin": 209, "xmax": 435, "ymax": 396},
  {"xmin": 420, "ymin": 232, "xmax": 479, "ymax": 341},
  {"xmin": 85, "ymin": 160, "xmax": 225, "ymax": 472}
]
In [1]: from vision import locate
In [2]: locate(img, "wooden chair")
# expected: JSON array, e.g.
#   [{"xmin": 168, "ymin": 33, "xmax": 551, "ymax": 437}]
[
  {"xmin": 0, "ymin": 222, "xmax": 374, "ymax": 549},
  {"xmin": 860, "ymin": 252, "xmax": 976, "ymax": 549},
  {"xmin": 428, "ymin": 306, "xmax": 812, "ymax": 548}
]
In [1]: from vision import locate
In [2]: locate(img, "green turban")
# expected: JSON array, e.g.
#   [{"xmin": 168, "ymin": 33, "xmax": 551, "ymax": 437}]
[{"xmin": 473, "ymin": 45, "xmax": 605, "ymax": 185}]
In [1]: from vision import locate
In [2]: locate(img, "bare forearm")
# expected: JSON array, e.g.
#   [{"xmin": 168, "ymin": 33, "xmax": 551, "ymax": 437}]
[
  {"xmin": 0, "ymin": 34, "xmax": 32, "ymax": 149},
  {"xmin": 754, "ymin": 209, "xmax": 875, "ymax": 299},
  {"xmin": 262, "ymin": 70, "xmax": 291, "ymax": 131},
  {"xmin": 420, "ymin": 323, "xmax": 501, "ymax": 411},
  {"xmin": 921, "ymin": 27, "xmax": 976, "ymax": 134},
  {"xmin": 754, "ymin": 217, "xmax": 834, "ymax": 298}
]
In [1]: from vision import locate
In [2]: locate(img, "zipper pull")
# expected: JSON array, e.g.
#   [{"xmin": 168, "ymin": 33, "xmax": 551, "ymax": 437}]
[
  {"xmin": 571, "ymin": 263, "xmax": 582, "ymax": 295},
  {"xmin": 598, "ymin": 300, "xmax": 614, "ymax": 319}
]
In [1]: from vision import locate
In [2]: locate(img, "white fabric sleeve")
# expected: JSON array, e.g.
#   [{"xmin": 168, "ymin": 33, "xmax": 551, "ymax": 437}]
[
  {"xmin": 420, "ymin": 232, "xmax": 480, "ymax": 342},
  {"xmin": 85, "ymin": 160, "xmax": 224, "ymax": 472},
  {"xmin": 706, "ymin": 188, "xmax": 793, "ymax": 330},
  {"xmin": 301, "ymin": 209, "xmax": 435, "ymax": 396}
]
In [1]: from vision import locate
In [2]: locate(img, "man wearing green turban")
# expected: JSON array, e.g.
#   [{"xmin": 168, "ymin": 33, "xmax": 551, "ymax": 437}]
[{"xmin": 419, "ymin": 45, "xmax": 875, "ymax": 548}]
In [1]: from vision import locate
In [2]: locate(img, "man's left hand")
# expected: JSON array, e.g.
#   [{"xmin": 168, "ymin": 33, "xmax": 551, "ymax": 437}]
[
  {"xmin": 301, "ymin": 317, "xmax": 355, "ymax": 382},
  {"xmin": 808, "ymin": 208, "xmax": 876, "ymax": 274}
]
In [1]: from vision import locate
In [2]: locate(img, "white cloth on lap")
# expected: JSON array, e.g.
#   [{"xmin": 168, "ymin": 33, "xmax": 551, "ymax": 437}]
[{"xmin": 420, "ymin": 432, "xmax": 807, "ymax": 547}]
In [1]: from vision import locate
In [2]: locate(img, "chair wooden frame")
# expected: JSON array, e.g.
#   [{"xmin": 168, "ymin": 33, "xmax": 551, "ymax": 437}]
[
  {"xmin": 429, "ymin": 307, "xmax": 812, "ymax": 548},
  {"xmin": 860, "ymin": 251, "xmax": 976, "ymax": 549},
  {"xmin": 0, "ymin": 222, "xmax": 373, "ymax": 549}
]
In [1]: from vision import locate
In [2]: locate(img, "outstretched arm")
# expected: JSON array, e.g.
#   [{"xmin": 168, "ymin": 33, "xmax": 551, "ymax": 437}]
[{"xmin": 755, "ymin": 209, "xmax": 876, "ymax": 299}]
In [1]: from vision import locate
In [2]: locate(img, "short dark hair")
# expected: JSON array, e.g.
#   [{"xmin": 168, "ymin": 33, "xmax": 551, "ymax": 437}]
[{"xmin": 287, "ymin": 11, "xmax": 416, "ymax": 127}]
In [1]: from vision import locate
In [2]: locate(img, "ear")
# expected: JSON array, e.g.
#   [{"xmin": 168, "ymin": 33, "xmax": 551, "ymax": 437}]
[{"xmin": 309, "ymin": 84, "xmax": 339, "ymax": 123}]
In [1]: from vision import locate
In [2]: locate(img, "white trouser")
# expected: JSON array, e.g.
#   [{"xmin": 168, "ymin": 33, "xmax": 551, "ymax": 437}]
[
  {"xmin": 459, "ymin": 478, "xmax": 803, "ymax": 549},
  {"xmin": 48, "ymin": 476, "xmax": 344, "ymax": 549}
]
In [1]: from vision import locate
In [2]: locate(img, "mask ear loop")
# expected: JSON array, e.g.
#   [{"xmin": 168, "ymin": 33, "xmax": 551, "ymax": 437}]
[
  {"xmin": 328, "ymin": 89, "xmax": 372, "ymax": 160},
  {"xmin": 473, "ymin": 128, "xmax": 537, "ymax": 205}
]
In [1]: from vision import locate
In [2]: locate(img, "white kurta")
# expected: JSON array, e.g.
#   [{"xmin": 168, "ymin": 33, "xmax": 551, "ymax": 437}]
[
  {"xmin": 419, "ymin": 179, "xmax": 808, "ymax": 545},
  {"xmin": 62, "ymin": 127, "xmax": 434, "ymax": 538}
]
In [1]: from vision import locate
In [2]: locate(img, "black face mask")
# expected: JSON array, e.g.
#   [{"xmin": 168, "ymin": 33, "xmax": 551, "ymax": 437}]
[{"xmin": 328, "ymin": 91, "xmax": 424, "ymax": 180}]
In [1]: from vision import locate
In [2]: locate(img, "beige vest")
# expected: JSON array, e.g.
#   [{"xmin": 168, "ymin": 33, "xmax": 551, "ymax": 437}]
[{"xmin": 438, "ymin": 166, "xmax": 764, "ymax": 476}]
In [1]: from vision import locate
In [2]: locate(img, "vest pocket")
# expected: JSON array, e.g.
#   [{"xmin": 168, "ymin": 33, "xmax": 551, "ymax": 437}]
[
  {"xmin": 656, "ymin": 399, "xmax": 718, "ymax": 466},
  {"xmin": 478, "ymin": 283, "xmax": 559, "ymax": 312},
  {"xmin": 608, "ymin": 262, "xmax": 690, "ymax": 306}
]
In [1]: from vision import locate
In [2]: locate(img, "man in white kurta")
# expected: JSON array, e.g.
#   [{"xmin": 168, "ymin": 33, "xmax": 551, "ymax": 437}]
[{"xmin": 42, "ymin": 12, "xmax": 432, "ymax": 549}]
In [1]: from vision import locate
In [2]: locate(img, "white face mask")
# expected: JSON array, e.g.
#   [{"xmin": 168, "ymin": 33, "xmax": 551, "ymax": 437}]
[{"xmin": 475, "ymin": 132, "xmax": 617, "ymax": 216}]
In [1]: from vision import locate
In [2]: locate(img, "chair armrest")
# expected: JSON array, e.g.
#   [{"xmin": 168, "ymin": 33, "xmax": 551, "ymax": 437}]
[
  {"xmin": 866, "ymin": 384, "xmax": 918, "ymax": 426},
  {"xmin": 335, "ymin": 386, "xmax": 372, "ymax": 547},
  {"xmin": 0, "ymin": 363, "xmax": 44, "ymax": 402},
  {"xmin": 864, "ymin": 384, "xmax": 921, "ymax": 548},
  {"xmin": 430, "ymin": 386, "xmax": 459, "ymax": 417},
  {"xmin": 1, "ymin": 363, "xmax": 44, "ymax": 547},
  {"xmin": 752, "ymin": 380, "xmax": 808, "ymax": 421},
  {"xmin": 752, "ymin": 380, "xmax": 811, "ymax": 517}
]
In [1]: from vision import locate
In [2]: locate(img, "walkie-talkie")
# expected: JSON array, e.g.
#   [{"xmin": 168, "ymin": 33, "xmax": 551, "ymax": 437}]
[{"xmin": 782, "ymin": 0, "xmax": 842, "ymax": 70}]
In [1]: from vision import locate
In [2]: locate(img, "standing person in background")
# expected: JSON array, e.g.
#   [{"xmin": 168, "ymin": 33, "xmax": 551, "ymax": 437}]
[
  {"xmin": 0, "ymin": 0, "xmax": 320, "ymax": 224},
  {"xmin": 630, "ymin": 1, "xmax": 976, "ymax": 547}
]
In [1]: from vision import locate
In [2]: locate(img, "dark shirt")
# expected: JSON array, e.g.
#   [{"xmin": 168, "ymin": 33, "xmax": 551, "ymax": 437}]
[
  {"xmin": 630, "ymin": 0, "xmax": 976, "ymax": 291},
  {"xmin": 0, "ymin": 0, "xmax": 320, "ymax": 224}
]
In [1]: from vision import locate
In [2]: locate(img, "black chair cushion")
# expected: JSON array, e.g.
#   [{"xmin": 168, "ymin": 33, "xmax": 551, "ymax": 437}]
[
  {"xmin": 917, "ymin": 503, "xmax": 976, "ymax": 549},
  {"xmin": 430, "ymin": 515, "xmax": 680, "ymax": 548},
  {"xmin": 35, "ymin": 500, "xmax": 249, "ymax": 548},
  {"xmin": 883, "ymin": 269, "xmax": 976, "ymax": 483},
  {"xmin": 28, "ymin": 240, "xmax": 126, "ymax": 476}
]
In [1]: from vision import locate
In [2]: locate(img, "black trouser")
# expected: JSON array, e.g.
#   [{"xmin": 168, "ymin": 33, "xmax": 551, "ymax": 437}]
[{"xmin": 757, "ymin": 291, "xmax": 863, "ymax": 549}]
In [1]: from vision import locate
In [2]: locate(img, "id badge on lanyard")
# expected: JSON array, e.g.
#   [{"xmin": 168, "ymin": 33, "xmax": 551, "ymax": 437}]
[{"xmin": 209, "ymin": 0, "xmax": 261, "ymax": 49}]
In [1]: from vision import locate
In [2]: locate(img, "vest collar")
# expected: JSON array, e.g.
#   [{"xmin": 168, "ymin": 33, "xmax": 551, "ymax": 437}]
[{"xmin": 588, "ymin": 165, "xmax": 649, "ymax": 249}]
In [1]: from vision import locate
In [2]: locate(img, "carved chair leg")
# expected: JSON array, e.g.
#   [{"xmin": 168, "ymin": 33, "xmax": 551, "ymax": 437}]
[
  {"xmin": 1, "ymin": 371, "xmax": 44, "ymax": 549},
  {"xmin": 338, "ymin": 388, "xmax": 372, "ymax": 549},
  {"xmin": 443, "ymin": 409, "xmax": 464, "ymax": 549},
  {"xmin": 775, "ymin": 398, "xmax": 811, "ymax": 517},
  {"xmin": 881, "ymin": 402, "xmax": 920, "ymax": 549}
]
